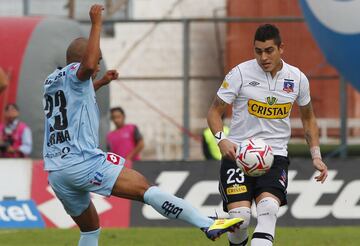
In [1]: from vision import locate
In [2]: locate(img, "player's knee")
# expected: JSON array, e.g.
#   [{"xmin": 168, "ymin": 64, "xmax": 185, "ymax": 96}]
[
  {"xmin": 228, "ymin": 207, "xmax": 251, "ymax": 229},
  {"xmin": 256, "ymin": 197, "xmax": 279, "ymax": 225},
  {"xmin": 256, "ymin": 197, "xmax": 279, "ymax": 219},
  {"xmin": 252, "ymin": 197, "xmax": 279, "ymax": 244}
]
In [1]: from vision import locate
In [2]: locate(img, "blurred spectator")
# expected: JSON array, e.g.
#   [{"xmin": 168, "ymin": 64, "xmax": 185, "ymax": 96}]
[
  {"xmin": 0, "ymin": 67, "xmax": 9, "ymax": 93},
  {"xmin": 0, "ymin": 104, "xmax": 32, "ymax": 158},
  {"xmin": 202, "ymin": 125, "xmax": 229, "ymax": 160},
  {"xmin": 107, "ymin": 107, "xmax": 144, "ymax": 161}
]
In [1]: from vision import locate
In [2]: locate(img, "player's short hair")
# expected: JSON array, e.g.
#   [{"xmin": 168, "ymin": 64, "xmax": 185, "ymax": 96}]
[
  {"xmin": 254, "ymin": 24, "xmax": 282, "ymax": 47},
  {"xmin": 66, "ymin": 38, "xmax": 88, "ymax": 64},
  {"xmin": 110, "ymin": 107, "xmax": 125, "ymax": 116},
  {"xmin": 5, "ymin": 103, "xmax": 19, "ymax": 111}
]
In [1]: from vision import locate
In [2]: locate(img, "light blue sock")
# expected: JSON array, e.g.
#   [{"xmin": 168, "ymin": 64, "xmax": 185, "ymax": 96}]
[
  {"xmin": 78, "ymin": 228, "xmax": 100, "ymax": 246},
  {"xmin": 143, "ymin": 186, "xmax": 213, "ymax": 228}
]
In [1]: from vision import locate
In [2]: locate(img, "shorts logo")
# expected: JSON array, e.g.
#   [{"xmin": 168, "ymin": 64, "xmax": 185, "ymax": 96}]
[
  {"xmin": 107, "ymin": 152, "xmax": 121, "ymax": 165},
  {"xmin": 90, "ymin": 172, "xmax": 103, "ymax": 186},
  {"xmin": 226, "ymin": 185, "xmax": 247, "ymax": 195},
  {"xmin": 161, "ymin": 201, "xmax": 183, "ymax": 218},
  {"xmin": 279, "ymin": 169, "xmax": 287, "ymax": 187},
  {"xmin": 248, "ymin": 98, "xmax": 292, "ymax": 119},
  {"xmin": 283, "ymin": 79, "xmax": 294, "ymax": 93}
]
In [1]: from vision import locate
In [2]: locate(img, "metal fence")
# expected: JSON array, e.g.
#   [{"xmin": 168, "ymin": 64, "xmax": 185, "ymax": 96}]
[
  {"xmin": 88, "ymin": 17, "xmax": 349, "ymax": 160},
  {"xmin": 0, "ymin": 1, "xmax": 351, "ymax": 159}
]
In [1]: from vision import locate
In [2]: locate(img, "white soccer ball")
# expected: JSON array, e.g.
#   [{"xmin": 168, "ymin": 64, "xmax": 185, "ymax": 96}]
[{"xmin": 235, "ymin": 138, "xmax": 274, "ymax": 177}]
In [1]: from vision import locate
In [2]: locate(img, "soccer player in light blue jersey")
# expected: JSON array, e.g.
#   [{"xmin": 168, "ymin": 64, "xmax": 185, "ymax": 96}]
[{"xmin": 43, "ymin": 4, "xmax": 243, "ymax": 246}]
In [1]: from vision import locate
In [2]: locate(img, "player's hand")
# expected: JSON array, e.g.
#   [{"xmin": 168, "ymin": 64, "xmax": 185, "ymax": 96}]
[
  {"xmin": 89, "ymin": 4, "xmax": 104, "ymax": 26},
  {"xmin": 100, "ymin": 70, "xmax": 119, "ymax": 85},
  {"xmin": 218, "ymin": 139, "xmax": 237, "ymax": 161},
  {"xmin": 313, "ymin": 158, "xmax": 328, "ymax": 183}
]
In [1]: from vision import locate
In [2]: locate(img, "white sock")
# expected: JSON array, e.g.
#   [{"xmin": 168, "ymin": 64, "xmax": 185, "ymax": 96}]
[
  {"xmin": 228, "ymin": 207, "xmax": 251, "ymax": 246},
  {"xmin": 251, "ymin": 197, "xmax": 279, "ymax": 246},
  {"xmin": 78, "ymin": 228, "xmax": 100, "ymax": 246}
]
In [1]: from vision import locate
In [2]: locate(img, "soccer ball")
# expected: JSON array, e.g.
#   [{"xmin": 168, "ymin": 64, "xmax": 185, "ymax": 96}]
[{"xmin": 235, "ymin": 138, "xmax": 274, "ymax": 177}]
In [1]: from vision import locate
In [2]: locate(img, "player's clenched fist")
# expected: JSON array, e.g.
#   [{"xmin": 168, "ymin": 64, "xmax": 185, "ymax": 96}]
[
  {"xmin": 100, "ymin": 70, "xmax": 119, "ymax": 85},
  {"xmin": 89, "ymin": 4, "xmax": 104, "ymax": 25}
]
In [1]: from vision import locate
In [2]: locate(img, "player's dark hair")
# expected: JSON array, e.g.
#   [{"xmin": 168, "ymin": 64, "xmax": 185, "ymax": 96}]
[
  {"xmin": 110, "ymin": 107, "xmax": 125, "ymax": 117},
  {"xmin": 254, "ymin": 24, "xmax": 282, "ymax": 47},
  {"xmin": 5, "ymin": 103, "xmax": 19, "ymax": 111}
]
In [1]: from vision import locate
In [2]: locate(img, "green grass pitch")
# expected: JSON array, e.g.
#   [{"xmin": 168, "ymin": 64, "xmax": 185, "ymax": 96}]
[{"xmin": 1, "ymin": 227, "xmax": 360, "ymax": 245}]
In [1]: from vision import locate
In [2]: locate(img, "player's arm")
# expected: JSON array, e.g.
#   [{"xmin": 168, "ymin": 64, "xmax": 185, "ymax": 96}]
[
  {"xmin": 299, "ymin": 101, "xmax": 328, "ymax": 183},
  {"xmin": 0, "ymin": 67, "xmax": 9, "ymax": 93},
  {"xmin": 126, "ymin": 126, "xmax": 144, "ymax": 161},
  {"xmin": 93, "ymin": 69, "xmax": 119, "ymax": 91},
  {"xmin": 207, "ymin": 95, "xmax": 237, "ymax": 160},
  {"xmin": 126, "ymin": 139, "xmax": 144, "ymax": 161},
  {"xmin": 76, "ymin": 5, "xmax": 104, "ymax": 81}
]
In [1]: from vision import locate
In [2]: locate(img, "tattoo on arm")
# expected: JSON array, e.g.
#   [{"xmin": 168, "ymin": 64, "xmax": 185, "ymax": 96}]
[
  {"xmin": 304, "ymin": 130, "xmax": 313, "ymax": 146},
  {"xmin": 210, "ymin": 96, "xmax": 228, "ymax": 117},
  {"xmin": 300, "ymin": 101, "xmax": 319, "ymax": 146},
  {"xmin": 212, "ymin": 95, "xmax": 227, "ymax": 108},
  {"xmin": 300, "ymin": 101, "xmax": 314, "ymax": 120}
]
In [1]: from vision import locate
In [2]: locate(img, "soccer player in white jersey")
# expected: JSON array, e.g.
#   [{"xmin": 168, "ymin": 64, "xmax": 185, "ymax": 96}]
[
  {"xmin": 207, "ymin": 24, "xmax": 328, "ymax": 246},
  {"xmin": 42, "ymin": 5, "xmax": 242, "ymax": 246}
]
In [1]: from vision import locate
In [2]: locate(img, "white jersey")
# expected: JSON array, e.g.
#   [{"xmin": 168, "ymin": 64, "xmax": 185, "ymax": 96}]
[{"xmin": 217, "ymin": 59, "xmax": 310, "ymax": 156}]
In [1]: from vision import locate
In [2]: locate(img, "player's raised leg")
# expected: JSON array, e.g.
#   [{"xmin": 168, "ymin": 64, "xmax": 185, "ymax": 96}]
[
  {"xmin": 251, "ymin": 192, "xmax": 280, "ymax": 246},
  {"xmin": 71, "ymin": 202, "xmax": 101, "ymax": 246},
  {"xmin": 111, "ymin": 167, "xmax": 243, "ymax": 241},
  {"xmin": 227, "ymin": 202, "xmax": 251, "ymax": 246}
]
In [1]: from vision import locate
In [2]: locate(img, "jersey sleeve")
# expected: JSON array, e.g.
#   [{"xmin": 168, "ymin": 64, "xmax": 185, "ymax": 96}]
[
  {"xmin": 217, "ymin": 66, "xmax": 243, "ymax": 104},
  {"xmin": 296, "ymin": 72, "xmax": 311, "ymax": 106},
  {"xmin": 66, "ymin": 63, "xmax": 85, "ymax": 86}
]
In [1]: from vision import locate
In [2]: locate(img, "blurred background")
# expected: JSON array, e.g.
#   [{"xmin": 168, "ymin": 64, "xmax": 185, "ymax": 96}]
[
  {"xmin": 0, "ymin": 0, "xmax": 358, "ymax": 160},
  {"xmin": 0, "ymin": 0, "xmax": 359, "ymax": 245}
]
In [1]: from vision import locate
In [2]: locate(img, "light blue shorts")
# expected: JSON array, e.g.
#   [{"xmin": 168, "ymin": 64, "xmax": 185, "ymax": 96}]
[{"xmin": 48, "ymin": 153, "xmax": 125, "ymax": 217}]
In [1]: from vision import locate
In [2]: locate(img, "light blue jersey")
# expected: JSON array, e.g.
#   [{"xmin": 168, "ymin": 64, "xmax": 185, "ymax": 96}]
[{"xmin": 43, "ymin": 63, "xmax": 104, "ymax": 171}]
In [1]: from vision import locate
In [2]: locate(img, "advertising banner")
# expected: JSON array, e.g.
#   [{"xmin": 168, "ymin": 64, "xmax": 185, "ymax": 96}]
[
  {"xmin": 130, "ymin": 159, "xmax": 360, "ymax": 226},
  {"xmin": 27, "ymin": 158, "xmax": 360, "ymax": 227},
  {"xmin": 0, "ymin": 159, "xmax": 32, "ymax": 200},
  {"xmin": 299, "ymin": 0, "xmax": 360, "ymax": 91},
  {"xmin": 0, "ymin": 200, "xmax": 45, "ymax": 228}
]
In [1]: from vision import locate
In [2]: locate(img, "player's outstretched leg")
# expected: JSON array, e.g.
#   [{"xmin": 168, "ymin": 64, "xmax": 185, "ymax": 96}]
[
  {"xmin": 71, "ymin": 202, "xmax": 101, "ymax": 246},
  {"xmin": 111, "ymin": 167, "xmax": 243, "ymax": 241},
  {"xmin": 251, "ymin": 194, "xmax": 280, "ymax": 246}
]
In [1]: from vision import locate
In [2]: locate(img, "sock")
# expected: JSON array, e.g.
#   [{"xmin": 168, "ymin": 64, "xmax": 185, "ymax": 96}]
[
  {"xmin": 78, "ymin": 228, "xmax": 100, "ymax": 246},
  {"xmin": 227, "ymin": 207, "xmax": 251, "ymax": 246},
  {"xmin": 143, "ymin": 186, "xmax": 213, "ymax": 228},
  {"xmin": 251, "ymin": 197, "xmax": 279, "ymax": 246}
]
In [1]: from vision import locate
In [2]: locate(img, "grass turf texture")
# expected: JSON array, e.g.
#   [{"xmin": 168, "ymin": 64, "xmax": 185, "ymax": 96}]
[{"xmin": 1, "ymin": 227, "xmax": 360, "ymax": 246}]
